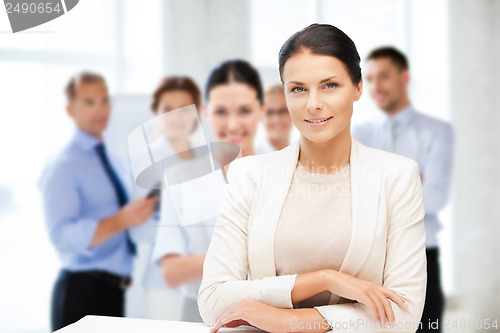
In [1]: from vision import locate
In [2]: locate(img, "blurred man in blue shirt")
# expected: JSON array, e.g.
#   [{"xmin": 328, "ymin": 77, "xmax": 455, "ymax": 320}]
[
  {"xmin": 353, "ymin": 47, "xmax": 454, "ymax": 332},
  {"xmin": 39, "ymin": 72, "xmax": 158, "ymax": 331}
]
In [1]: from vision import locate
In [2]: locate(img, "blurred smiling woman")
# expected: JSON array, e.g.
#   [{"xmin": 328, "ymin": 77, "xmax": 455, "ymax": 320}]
[
  {"xmin": 198, "ymin": 24, "xmax": 426, "ymax": 333},
  {"xmin": 203, "ymin": 59, "xmax": 264, "ymax": 157}
]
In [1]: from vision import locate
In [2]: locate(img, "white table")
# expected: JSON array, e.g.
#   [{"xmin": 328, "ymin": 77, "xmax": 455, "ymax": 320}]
[{"xmin": 54, "ymin": 315, "xmax": 265, "ymax": 333}]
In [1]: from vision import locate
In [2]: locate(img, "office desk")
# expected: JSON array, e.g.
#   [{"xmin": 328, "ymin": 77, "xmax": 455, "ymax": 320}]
[{"xmin": 54, "ymin": 315, "xmax": 264, "ymax": 333}]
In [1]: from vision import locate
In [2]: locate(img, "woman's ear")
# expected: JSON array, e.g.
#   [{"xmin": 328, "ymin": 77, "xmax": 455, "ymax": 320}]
[
  {"xmin": 354, "ymin": 78, "xmax": 363, "ymax": 102},
  {"xmin": 259, "ymin": 102, "xmax": 268, "ymax": 121},
  {"xmin": 202, "ymin": 104, "xmax": 208, "ymax": 118}
]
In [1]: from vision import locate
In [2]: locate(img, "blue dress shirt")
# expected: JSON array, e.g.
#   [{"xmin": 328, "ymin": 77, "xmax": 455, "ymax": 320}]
[
  {"xmin": 353, "ymin": 105, "xmax": 454, "ymax": 248},
  {"xmin": 39, "ymin": 129, "xmax": 133, "ymax": 277}
]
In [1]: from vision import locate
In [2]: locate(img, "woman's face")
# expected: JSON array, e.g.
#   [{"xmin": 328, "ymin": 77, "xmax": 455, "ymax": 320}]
[
  {"xmin": 204, "ymin": 82, "xmax": 263, "ymax": 154},
  {"xmin": 155, "ymin": 90, "xmax": 198, "ymax": 140},
  {"xmin": 281, "ymin": 51, "xmax": 362, "ymax": 144}
]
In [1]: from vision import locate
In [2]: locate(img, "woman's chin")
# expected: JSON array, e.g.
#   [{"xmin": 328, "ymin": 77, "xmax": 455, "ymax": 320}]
[{"xmin": 301, "ymin": 130, "xmax": 341, "ymax": 144}]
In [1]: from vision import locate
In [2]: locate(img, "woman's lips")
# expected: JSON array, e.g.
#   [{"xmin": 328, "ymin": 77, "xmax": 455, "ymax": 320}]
[
  {"xmin": 223, "ymin": 133, "xmax": 246, "ymax": 142},
  {"xmin": 304, "ymin": 116, "xmax": 333, "ymax": 128}
]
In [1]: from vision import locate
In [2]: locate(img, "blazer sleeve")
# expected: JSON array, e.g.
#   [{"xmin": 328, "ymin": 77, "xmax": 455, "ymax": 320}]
[
  {"xmin": 313, "ymin": 160, "xmax": 427, "ymax": 332},
  {"xmin": 197, "ymin": 158, "xmax": 298, "ymax": 325}
]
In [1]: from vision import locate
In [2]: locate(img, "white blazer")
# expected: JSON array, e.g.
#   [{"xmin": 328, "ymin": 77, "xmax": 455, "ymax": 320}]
[{"xmin": 198, "ymin": 137, "xmax": 427, "ymax": 332}]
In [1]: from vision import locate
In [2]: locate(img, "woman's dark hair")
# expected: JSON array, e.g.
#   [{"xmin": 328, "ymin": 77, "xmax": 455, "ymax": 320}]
[
  {"xmin": 278, "ymin": 24, "xmax": 362, "ymax": 86},
  {"xmin": 151, "ymin": 76, "xmax": 201, "ymax": 113},
  {"xmin": 205, "ymin": 59, "xmax": 264, "ymax": 104}
]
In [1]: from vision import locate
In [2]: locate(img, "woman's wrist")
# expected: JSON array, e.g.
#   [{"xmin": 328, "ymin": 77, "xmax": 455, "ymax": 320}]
[
  {"xmin": 291, "ymin": 270, "xmax": 334, "ymax": 304},
  {"xmin": 318, "ymin": 269, "xmax": 336, "ymax": 293}
]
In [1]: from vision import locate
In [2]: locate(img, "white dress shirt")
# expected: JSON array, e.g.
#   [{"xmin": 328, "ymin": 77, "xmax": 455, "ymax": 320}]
[
  {"xmin": 352, "ymin": 104, "xmax": 454, "ymax": 247},
  {"xmin": 152, "ymin": 187, "xmax": 217, "ymax": 300}
]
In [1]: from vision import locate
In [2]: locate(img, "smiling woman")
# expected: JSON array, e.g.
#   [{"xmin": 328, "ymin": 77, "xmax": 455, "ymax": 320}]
[{"xmin": 198, "ymin": 24, "xmax": 427, "ymax": 333}]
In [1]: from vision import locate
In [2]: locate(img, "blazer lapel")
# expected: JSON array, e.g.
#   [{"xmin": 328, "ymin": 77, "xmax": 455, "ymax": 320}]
[
  {"xmin": 339, "ymin": 138, "xmax": 380, "ymax": 277},
  {"xmin": 328, "ymin": 138, "xmax": 381, "ymax": 304},
  {"xmin": 249, "ymin": 140, "xmax": 300, "ymax": 279}
]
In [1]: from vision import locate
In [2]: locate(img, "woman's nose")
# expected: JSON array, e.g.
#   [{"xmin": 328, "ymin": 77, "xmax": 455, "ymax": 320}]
[
  {"xmin": 306, "ymin": 90, "xmax": 324, "ymax": 113},
  {"xmin": 227, "ymin": 115, "xmax": 240, "ymax": 131}
]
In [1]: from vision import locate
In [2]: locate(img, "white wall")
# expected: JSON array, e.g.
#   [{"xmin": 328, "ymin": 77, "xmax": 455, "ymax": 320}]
[{"xmin": 448, "ymin": 0, "xmax": 500, "ymax": 320}]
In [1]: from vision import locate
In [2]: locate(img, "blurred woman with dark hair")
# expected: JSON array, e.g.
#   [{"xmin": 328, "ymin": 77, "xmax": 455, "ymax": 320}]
[{"xmin": 152, "ymin": 61, "xmax": 265, "ymax": 322}]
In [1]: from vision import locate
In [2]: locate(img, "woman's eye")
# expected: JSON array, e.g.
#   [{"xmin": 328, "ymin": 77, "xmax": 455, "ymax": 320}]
[
  {"xmin": 241, "ymin": 108, "xmax": 251, "ymax": 115},
  {"xmin": 215, "ymin": 109, "xmax": 226, "ymax": 116},
  {"xmin": 324, "ymin": 82, "xmax": 338, "ymax": 89},
  {"xmin": 291, "ymin": 86, "xmax": 304, "ymax": 93}
]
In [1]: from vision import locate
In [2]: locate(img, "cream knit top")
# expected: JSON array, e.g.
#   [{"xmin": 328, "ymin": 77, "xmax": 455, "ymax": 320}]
[{"xmin": 274, "ymin": 160, "xmax": 352, "ymax": 308}]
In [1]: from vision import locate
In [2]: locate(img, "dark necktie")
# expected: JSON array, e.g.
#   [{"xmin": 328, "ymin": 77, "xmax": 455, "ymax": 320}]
[{"xmin": 95, "ymin": 143, "xmax": 137, "ymax": 255}]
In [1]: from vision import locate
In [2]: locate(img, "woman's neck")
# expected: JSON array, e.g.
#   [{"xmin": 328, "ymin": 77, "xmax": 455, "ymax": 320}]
[
  {"xmin": 168, "ymin": 137, "xmax": 194, "ymax": 159},
  {"xmin": 298, "ymin": 125, "xmax": 351, "ymax": 175},
  {"xmin": 269, "ymin": 136, "xmax": 289, "ymax": 151},
  {"xmin": 242, "ymin": 145, "xmax": 255, "ymax": 157},
  {"xmin": 168, "ymin": 136, "xmax": 190, "ymax": 150}
]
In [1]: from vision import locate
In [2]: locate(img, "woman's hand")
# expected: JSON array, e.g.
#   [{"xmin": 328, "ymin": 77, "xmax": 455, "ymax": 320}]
[
  {"xmin": 325, "ymin": 270, "xmax": 408, "ymax": 327},
  {"xmin": 209, "ymin": 298, "xmax": 292, "ymax": 333}
]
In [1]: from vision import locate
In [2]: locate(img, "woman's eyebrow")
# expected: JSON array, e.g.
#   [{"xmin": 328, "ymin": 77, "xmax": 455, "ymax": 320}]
[
  {"xmin": 286, "ymin": 76, "xmax": 342, "ymax": 86},
  {"xmin": 319, "ymin": 76, "xmax": 341, "ymax": 83},
  {"xmin": 285, "ymin": 81, "xmax": 304, "ymax": 86}
]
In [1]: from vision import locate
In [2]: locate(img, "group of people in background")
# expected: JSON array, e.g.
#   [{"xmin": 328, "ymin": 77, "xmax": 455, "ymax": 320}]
[{"xmin": 40, "ymin": 29, "xmax": 453, "ymax": 332}]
